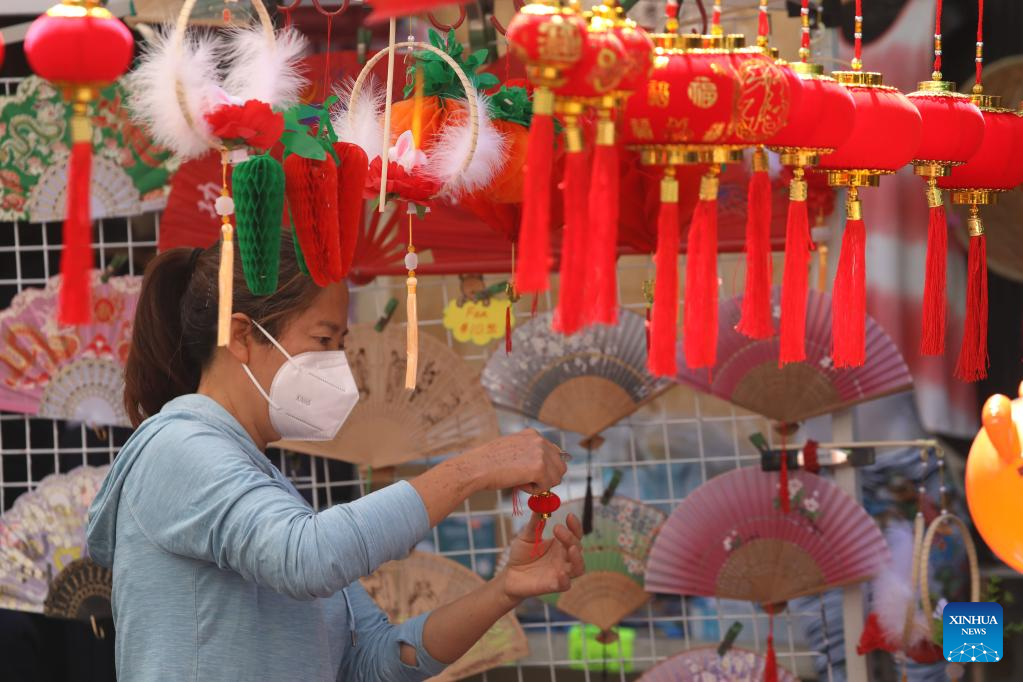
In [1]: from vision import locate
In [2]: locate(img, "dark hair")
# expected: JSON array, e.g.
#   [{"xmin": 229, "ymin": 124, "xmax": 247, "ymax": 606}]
[{"xmin": 124, "ymin": 234, "xmax": 321, "ymax": 427}]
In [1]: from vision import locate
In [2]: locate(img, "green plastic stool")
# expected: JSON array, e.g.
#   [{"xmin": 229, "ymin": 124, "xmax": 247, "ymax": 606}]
[{"xmin": 568, "ymin": 624, "xmax": 635, "ymax": 673}]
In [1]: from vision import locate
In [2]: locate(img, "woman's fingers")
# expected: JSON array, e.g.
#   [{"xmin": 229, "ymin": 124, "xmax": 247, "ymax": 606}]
[
  {"xmin": 564, "ymin": 513, "xmax": 583, "ymax": 539},
  {"xmin": 567, "ymin": 544, "xmax": 584, "ymax": 578}
]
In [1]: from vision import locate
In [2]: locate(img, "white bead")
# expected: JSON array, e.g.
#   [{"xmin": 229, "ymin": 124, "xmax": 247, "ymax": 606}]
[
  {"xmin": 215, "ymin": 196, "xmax": 235, "ymax": 216},
  {"xmin": 404, "ymin": 252, "xmax": 419, "ymax": 270}
]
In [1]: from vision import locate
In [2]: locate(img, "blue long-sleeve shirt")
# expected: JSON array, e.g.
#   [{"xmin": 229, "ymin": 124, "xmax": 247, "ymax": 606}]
[{"xmin": 86, "ymin": 394, "xmax": 446, "ymax": 681}]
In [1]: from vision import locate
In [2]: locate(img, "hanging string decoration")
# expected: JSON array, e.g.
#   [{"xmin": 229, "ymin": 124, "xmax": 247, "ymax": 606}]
[
  {"xmin": 24, "ymin": 0, "xmax": 135, "ymax": 325},
  {"xmin": 816, "ymin": 0, "xmax": 922, "ymax": 368}
]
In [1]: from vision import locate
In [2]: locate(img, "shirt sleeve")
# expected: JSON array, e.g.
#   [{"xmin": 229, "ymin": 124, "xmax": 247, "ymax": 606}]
[
  {"xmin": 122, "ymin": 425, "xmax": 431, "ymax": 600},
  {"xmin": 339, "ymin": 582, "xmax": 448, "ymax": 682}
]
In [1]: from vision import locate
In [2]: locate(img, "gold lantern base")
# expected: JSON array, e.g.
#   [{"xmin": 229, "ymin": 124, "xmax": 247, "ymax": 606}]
[
  {"xmin": 913, "ymin": 162, "xmax": 956, "ymax": 178},
  {"xmin": 826, "ymin": 169, "xmax": 890, "ymax": 188},
  {"xmin": 772, "ymin": 147, "xmax": 833, "ymax": 168},
  {"xmin": 950, "ymin": 189, "xmax": 1001, "ymax": 206}
]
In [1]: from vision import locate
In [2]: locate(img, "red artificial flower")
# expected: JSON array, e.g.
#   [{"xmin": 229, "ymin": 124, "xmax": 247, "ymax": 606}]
[
  {"xmin": 364, "ymin": 157, "xmax": 441, "ymax": 203},
  {"xmin": 204, "ymin": 100, "xmax": 284, "ymax": 150}
]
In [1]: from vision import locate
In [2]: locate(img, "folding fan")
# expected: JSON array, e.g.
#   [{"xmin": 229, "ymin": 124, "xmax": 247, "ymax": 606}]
[
  {"xmin": 158, "ymin": 150, "xmax": 225, "ymax": 252},
  {"xmin": 0, "ymin": 272, "xmax": 139, "ymax": 427},
  {"xmin": 360, "ymin": 551, "xmax": 528, "ymax": 681},
  {"xmin": 645, "ymin": 467, "xmax": 888, "ymax": 604},
  {"xmin": 675, "ymin": 287, "xmax": 912, "ymax": 424},
  {"xmin": 638, "ymin": 647, "xmax": 799, "ymax": 682},
  {"xmin": 28, "ymin": 154, "xmax": 141, "ymax": 222},
  {"xmin": 481, "ymin": 309, "xmax": 674, "ymax": 438},
  {"xmin": 511, "ymin": 496, "xmax": 666, "ymax": 633},
  {"xmin": 0, "ymin": 465, "xmax": 113, "ymax": 623},
  {"xmin": 276, "ymin": 324, "xmax": 499, "ymax": 467}
]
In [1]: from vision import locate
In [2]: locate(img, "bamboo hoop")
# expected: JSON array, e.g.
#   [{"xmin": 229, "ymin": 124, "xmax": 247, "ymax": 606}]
[
  {"xmin": 172, "ymin": 0, "xmax": 277, "ymax": 150},
  {"xmin": 348, "ymin": 40, "xmax": 480, "ymax": 198},
  {"xmin": 919, "ymin": 513, "xmax": 981, "ymax": 620}
]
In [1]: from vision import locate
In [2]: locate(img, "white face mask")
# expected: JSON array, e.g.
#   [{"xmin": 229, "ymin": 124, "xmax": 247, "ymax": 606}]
[{"xmin": 241, "ymin": 321, "xmax": 359, "ymax": 442}]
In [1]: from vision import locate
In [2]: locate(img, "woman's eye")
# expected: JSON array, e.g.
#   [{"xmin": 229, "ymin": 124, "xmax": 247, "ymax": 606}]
[{"xmin": 316, "ymin": 336, "xmax": 333, "ymax": 348}]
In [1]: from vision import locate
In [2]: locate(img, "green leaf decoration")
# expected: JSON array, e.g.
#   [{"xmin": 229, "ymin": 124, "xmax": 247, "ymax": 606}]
[
  {"xmin": 488, "ymin": 86, "xmax": 533, "ymax": 127},
  {"xmin": 280, "ymin": 130, "xmax": 327, "ymax": 161},
  {"xmin": 405, "ymin": 28, "xmax": 508, "ymax": 101},
  {"xmin": 233, "ymin": 155, "xmax": 285, "ymax": 295}
]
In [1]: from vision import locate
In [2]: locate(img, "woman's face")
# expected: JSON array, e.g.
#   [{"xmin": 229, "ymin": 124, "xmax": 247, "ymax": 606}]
[{"xmin": 242, "ymin": 282, "xmax": 350, "ymax": 442}]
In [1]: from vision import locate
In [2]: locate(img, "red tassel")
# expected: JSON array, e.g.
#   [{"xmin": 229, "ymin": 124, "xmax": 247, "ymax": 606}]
[
  {"xmin": 505, "ymin": 304, "xmax": 512, "ymax": 354},
  {"xmin": 334, "ymin": 142, "xmax": 369, "ymax": 278},
  {"xmin": 516, "ymin": 87, "xmax": 555, "ymax": 293},
  {"xmin": 764, "ymin": 616, "xmax": 778, "ymax": 682},
  {"xmin": 955, "ymin": 210, "xmax": 988, "ymax": 381},
  {"xmin": 921, "ymin": 181, "xmax": 947, "ymax": 355},
  {"xmin": 648, "ymin": 169, "xmax": 680, "ymax": 377},
  {"xmin": 737, "ymin": 149, "xmax": 773, "ymax": 339},
  {"xmin": 553, "ymin": 130, "xmax": 590, "ymax": 336},
  {"xmin": 857, "ymin": 612, "xmax": 898, "ymax": 654},
  {"xmin": 589, "ymin": 113, "xmax": 620, "ymax": 326},
  {"xmin": 779, "ymin": 172, "xmax": 811, "ymax": 365},
  {"xmin": 832, "ymin": 191, "xmax": 866, "ymax": 368},
  {"xmin": 58, "ymin": 139, "xmax": 94, "ymax": 325},
  {"xmin": 284, "ymin": 155, "xmax": 341, "ymax": 286},
  {"xmin": 684, "ymin": 169, "xmax": 720, "ymax": 369}
]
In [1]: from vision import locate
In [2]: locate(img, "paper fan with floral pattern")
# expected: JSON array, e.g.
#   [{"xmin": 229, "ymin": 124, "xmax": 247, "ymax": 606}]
[
  {"xmin": 0, "ymin": 272, "xmax": 139, "ymax": 427},
  {"xmin": 360, "ymin": 551, "xmax": 528, "ymax": 681},
  {"xmin": 638, "ymin": 647, "xmax": 799, "ymax": 682}
]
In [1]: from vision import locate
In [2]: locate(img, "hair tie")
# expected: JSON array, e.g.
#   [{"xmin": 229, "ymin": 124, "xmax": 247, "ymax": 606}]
[{"xmin": 187, "ymin": 247, "xmax": 203, "ymax": 276}]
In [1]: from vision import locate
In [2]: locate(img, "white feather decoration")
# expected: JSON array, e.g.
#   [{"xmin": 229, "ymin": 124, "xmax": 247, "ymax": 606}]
[
  {"xmin": 124, "ymin": 27, "xmax": 221, "ymax": 160},
  {"xmin": 871, "ymin": 519, "xmax": 933, "ymax": 648},
  {"xmin": 427, "ymin": 92, "xmax": 507, "ymax": 199},
  {"xmin": 221, "ymin": 26, "xmax": 308, "ymax": 109},
  {"xmin": 333, "ymin": 79, "xmax": 386, "ymax": 161}
]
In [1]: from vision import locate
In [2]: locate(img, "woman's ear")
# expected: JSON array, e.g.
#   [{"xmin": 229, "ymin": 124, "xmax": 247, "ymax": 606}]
[{"xmin": 226, "ymin": 313, "xmax": 253, "ymax": 365}]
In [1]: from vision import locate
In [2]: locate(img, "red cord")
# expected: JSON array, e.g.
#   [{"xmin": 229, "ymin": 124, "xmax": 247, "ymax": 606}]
[
  {"xmin": 976, "ymin": 0, "xmax": 985, "ymax": 87},
  {"xmin": 933, "ymin": 0, "xmax": 943, "ymax": 75}
]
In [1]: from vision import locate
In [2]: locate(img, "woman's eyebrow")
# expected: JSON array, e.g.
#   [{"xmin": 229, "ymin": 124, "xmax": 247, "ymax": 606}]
[{"xmin": 315, "ymin": 320, "xmax": 343, "ymax": 333}]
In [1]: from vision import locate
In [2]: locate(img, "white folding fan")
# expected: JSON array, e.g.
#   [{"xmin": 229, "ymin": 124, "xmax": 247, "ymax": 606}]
[
  {"xmin": 645, "ymin": 467, "xmax": 889, "ymax": 604},
  {"xmin": 276, "ymin": 323, "xmax": 499, "ymax": 467},
  {"xmin": 0, "ymin": 465, "xmax": 113, "ymax": 623},
  {"xmin": 0, "ymin": 272, "xmax": 140, "ymax": 427},
  {"xmin": 360, "ymin": 551, "xmax": 528, "ymax": 681},
  {"xmin": 675, "ymin": 287, "xmax": 913, "ymax": 424},
  {"xmin": 481, "ymin": 309, "xmax": 674, "ymax": 438},
  {"xmin": 27, "ymin": 154, "xmax": 141, "ymax": 223}
]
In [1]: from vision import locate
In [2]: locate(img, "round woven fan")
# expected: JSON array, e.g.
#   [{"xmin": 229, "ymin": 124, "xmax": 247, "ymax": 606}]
[
  {"xmin": 276, "ymin": 323, "xmax": 498, "ymax": 467},
  {"xmin": 481, "ymin": 309, "xmax": 674, "ymax": 438},
  {"xmin": 0, "ymin": 272, "xmax": 139, "ymax": 427},
  {"xmin": 675, "ymin": 287, "xmax": 912, "ymax": 424},
  {"xmin": 645, "ymin": 467, "xmax": 888, "ymax": 604},
  {"xmin": 27, "ymin": 154, "xmax": 141, "ymax": 223},
  {"xmin": 638, "ymin": 647, "xmax": 799, "ymax": 682},
  {"xmin": 0, "ymin": 465, "xmax": 111, "ymax": 620},
  {"xmin": 360, "ymin": 551, "xmax": 528, "ymax": 681},
  {"xmin": 513, "ymin": 496, "xmax": 666, "ymax": 632}
]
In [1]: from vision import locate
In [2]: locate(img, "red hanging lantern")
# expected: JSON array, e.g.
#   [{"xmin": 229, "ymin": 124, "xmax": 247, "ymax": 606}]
[
  {"xmin": 24, "ymin": 0, "xmax": 134, "ymax": 325},
  {"xmin": 816, "ymin": 3, "xmax": 921, "ymax": 369},
  {"xmin": 508, "ymin": 1, "xmax": 587, "ymax": 295},
  {"xmin": 908, "ymin": 0, "xmax": 985, "ymax": 359},
  {"xmin": 551, "ymin": 9, "xmax": 627, "ymax": 336},
  {"xmin": 768, "ymin": 44, "xmax": 856, "ymax": 364}
]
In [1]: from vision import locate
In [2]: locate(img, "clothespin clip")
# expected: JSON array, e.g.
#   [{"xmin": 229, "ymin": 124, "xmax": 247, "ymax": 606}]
[
  {"xmin": 374, "ymin": 298, "xmax": 398, "ymax": 332},
  {"xmin": 717, "ymin": 621, "xmax": 743, "ymax": 657},
  {"xmin": 600, "ymin": 469, "xmax": 623, "ymax": 506}
]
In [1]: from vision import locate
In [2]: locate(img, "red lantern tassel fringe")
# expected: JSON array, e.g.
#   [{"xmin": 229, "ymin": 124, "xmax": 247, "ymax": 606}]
[
  {"xmin": 764, "ymin": 613, "xmax": 778, "ymax": 682},
  {"xmin": 832, "ymin": 191, "xmax": 866, "ymax": 368},
  {"xmin": 921, "ymin": 181, "xmax": 947, "ymax": 356},
  {"xmin": 955, "ymin": 208, "xmax": 988, "ymax": 381},
  {"xmin": 334, "ymin": 142, "xmax": 369, "ymax": 277},
  {"xmin": 589, "ymin": 112, "xmax": 620, "ymax": 326},
  {"xmin": 58, "ymin": 133, "xmax": 94, "ymax": 325},
  {"xmin": 516, "ymin": 87, "xmax": 555, "ymax": 293},
  {"xmin": 684, "ymin": 169, "xmax": 720, "ymax": 369},
  {"xmin": 553, "ymin": 120, "xmax": 590, "ymax": 336},
  {"xmin": 737, "ymin": 148, "xmax": 773, "ymax": 339},
  {"xmin": 779, "ymin": 171, "xmax": 811, "ymax": 365},
  {"xmin": 648, "ymin": 169, "xmax": 680, "ymax": 377}
]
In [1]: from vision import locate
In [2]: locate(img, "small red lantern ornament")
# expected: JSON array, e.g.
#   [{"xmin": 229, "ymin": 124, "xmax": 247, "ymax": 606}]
[
  {"xmin": 908, "ymin": 0, "xmax": 985, "ymax": 359},
  {"xmin": 527, "ymin": 490, "xmax": 561, "ymax": 556},
  {"xmin": 25, "ymin": 1, "xmax": 134, "ymax": 326},
  {"xmin": 508, "ymin": 0, "xmax": 587, "ymax": 295},
  {"xmin": 816, "ymin": 1, "xmax": 922, "ymax": 368},
  {"xmin": 936, "ymin": 0, "xmax": 1017, "ymax": 382},
  {"xmin": 767, "ymin": 0, "xmax": 856, "ymax": 365},
  {"xmin": 551, "ymin": 7, "xmax": 627, "ymax": 336}
]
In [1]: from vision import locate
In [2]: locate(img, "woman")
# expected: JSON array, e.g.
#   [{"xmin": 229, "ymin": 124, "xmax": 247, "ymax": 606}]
[{"xmin": 86, "ymin": 238, "xmax": 583, "ymax": 681}]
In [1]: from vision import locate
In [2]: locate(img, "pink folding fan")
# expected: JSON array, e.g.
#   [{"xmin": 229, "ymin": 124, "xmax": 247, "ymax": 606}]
[
  {"xmin": 675, "ymin": 287, "xmax": 912, "ymax": 423},
  {"xmin": 0, "ymin": 271, "xmax": 140, "ymax": 427},
  {"xmin": 638, "ymin": 647, "xmax": 799, "ymax": 682},
  {"xmin": 645, "ymin": 467, "xmax": 888, "ymax": 604}
]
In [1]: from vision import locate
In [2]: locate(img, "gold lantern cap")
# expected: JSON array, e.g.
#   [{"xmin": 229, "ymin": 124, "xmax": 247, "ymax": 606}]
[
  {"xmin": 832, "ymin": 71, "xmax": 884, "ymax": 87},
  {"xmin": 791, "ymin": 61, "xmax": 824, "ymax": 77}
]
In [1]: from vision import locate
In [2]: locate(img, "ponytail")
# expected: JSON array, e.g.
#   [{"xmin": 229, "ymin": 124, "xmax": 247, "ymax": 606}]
[{"xmin": 123, "ymin": 233, "xmax": 320, "ymax": 428}]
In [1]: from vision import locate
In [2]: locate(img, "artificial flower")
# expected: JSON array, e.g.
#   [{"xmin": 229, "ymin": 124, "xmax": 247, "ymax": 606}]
[
  {"xmin": 204, "ymin": 99, "xmax": 284, "ymax": 150},
  {"xmin": 388, "ymin": 130, "xmax": 427, "ymax": 171},
  {"xmin": 365, "ymin": 157, "xmax": 440, "ymax": 203}
]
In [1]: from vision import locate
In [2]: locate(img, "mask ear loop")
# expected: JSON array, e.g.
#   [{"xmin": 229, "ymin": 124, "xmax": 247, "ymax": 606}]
[
  {"xmin": 248, "ymin": 319, "xmax": 346, "ymax": 392},
  {"xmin": 251, "ymin": 320, "xmax": 297, "ymax": 363},
  {"xmin": 241, "ymin": 320, "xmax": 291, "ymax": 410}
]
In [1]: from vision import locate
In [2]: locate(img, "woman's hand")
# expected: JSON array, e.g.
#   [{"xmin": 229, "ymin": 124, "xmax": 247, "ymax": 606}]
[
  {"xmin": 457, "ymin": 429, "xmax": 568, "ymax": 494},
  {"xmin": 497, "ymin": 512, "xmax": 585, "ymax": 603}
]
